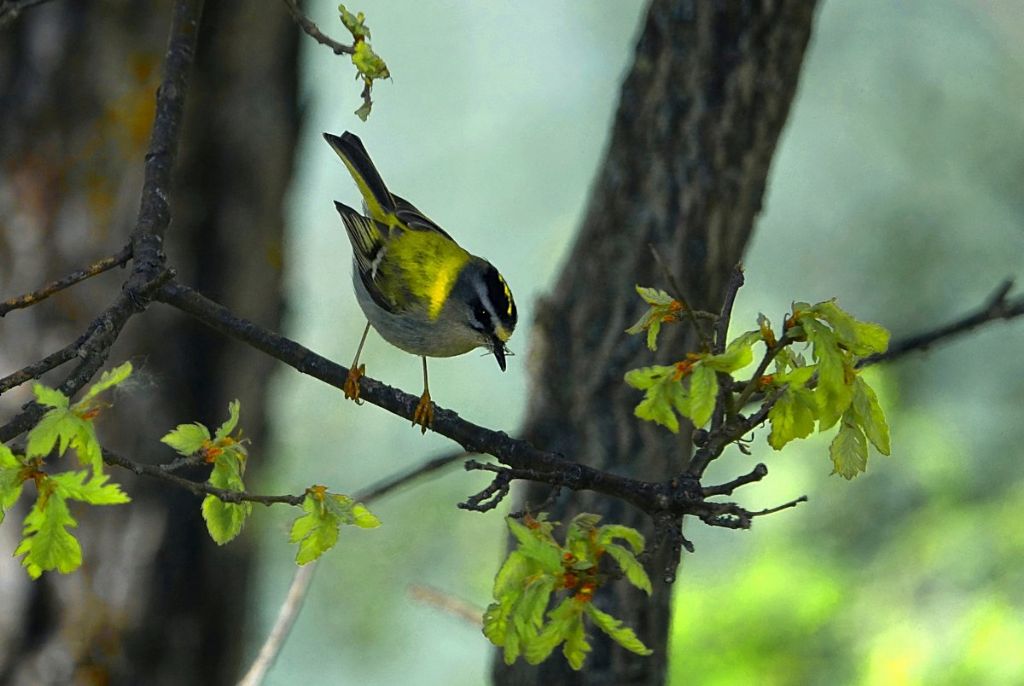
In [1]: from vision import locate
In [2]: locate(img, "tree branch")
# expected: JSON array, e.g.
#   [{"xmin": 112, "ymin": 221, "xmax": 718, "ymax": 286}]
[
  {"xmin": 154, "ymin": 281, "xmax": 702, "ymax": 518},
  {"xmin": 0, "ymin": 0, "xmax": 53, "ymax": 28},
  {"xmin": 102, "ymin": 448, "xmax": 306, "ymax": 506},
  {"xmin": 859, "ymin": 278, "xmax": 1024, "ymax": 367},
  {"xmin": 0, "ymin": 245, "xmax": 132, "ymax": 317},
  {"xmin": 282, "ymin": 0, "xmax": 353, "ymax": 55},
  {"xmin": 0, "ymin": 0, "xmax": 202, "ymax": 441}
]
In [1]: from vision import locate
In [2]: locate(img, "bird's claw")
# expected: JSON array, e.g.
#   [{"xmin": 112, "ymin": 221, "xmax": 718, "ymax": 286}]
[
  {"xmin": 413, "ymin": 390, "xmax": 433, "ymax": 434},
  {"xmin": 344, "ymin": 364, "xmax": 365, "ymax": 403}
]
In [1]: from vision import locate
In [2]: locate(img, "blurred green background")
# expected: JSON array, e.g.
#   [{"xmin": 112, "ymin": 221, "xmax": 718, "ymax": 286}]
[{"xmin": 244, "ymin": 1, "xmax": 1024, "ymax": 684}]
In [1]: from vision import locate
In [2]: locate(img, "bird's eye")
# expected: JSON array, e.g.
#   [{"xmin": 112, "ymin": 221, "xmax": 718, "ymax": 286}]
[{"xmin": 471, "ymin": 302, "xmax": 491, "ymax": 332}]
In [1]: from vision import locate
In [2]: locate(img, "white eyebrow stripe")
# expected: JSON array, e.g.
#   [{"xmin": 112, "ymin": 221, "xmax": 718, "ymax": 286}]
[{"xmin": 474, "ymin": 277, "xmax": 502, "ymax": 329}]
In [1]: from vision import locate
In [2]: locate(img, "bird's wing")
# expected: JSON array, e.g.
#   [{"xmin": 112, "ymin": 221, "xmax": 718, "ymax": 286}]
[
  {"xmin": 333, "ymin": 201, "xmax": 409, "ymax": 313},
  {"xmin": 390, "ymin": 193, "xmax": 454, "ymax": 240}
]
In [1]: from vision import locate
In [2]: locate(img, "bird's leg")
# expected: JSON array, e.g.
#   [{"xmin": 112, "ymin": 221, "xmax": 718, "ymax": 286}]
[
  {"xmin": 412, "ymin": 356, "xmax": 434, "ymax": 433},
  {"xmin": 344, "ymin": 321, "xmax": 371, "ymax": 403}
]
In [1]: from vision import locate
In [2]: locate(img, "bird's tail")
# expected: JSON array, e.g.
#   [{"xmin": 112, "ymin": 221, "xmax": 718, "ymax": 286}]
[{"xmin": 323, "ymin": 131, "xmax": 396, "ymax": 223}]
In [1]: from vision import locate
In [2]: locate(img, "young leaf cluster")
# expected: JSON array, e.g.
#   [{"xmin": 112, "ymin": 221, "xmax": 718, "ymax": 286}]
[
  {"xmin": 625, "ymin": 288, "xmax": 892, "ymax": 478},
  {"xmin": 289, "ymin": 485, "xmax": 380, "ymax": 565},
  {"xmin": 1, "ymin": 362, "xmax": 133, "ymax": 578},
  {"xmin": 161, "ymin": 400, "xmax": 253, "ymax": 544},
  {"xmin": 484, "ymin": 514, "xmax": 653, "ymax": 671},
  {"xmin": 770, "ymin": 301, "xmax": 891, "ymax": 478},
  {"xmin": 338, "ymin": 4, "xmax": 389, "ymax": 120},
  {"xmin": 624, "ymin": 331, "xmax": 760, "ymax": 432}
]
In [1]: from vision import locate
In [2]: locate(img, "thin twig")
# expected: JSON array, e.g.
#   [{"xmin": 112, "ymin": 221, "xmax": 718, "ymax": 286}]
[
  {"xmin": 713, "ymin": 265, "xmax": 745, "ymax": 355},
  {"xmin": 236, "ymin": 562, "xmax": 318, "ymax": 686},
  {"xmin": 0, "ymin": 0, "xmax": 52, "ymax": 28},
  {"xmin": 648, "ymin": 244, "xmax": 715, "ymax": 349},
  {"xmin": 732, "ymin": 331, "xmax": 791, "ymax": 410},
  {"xmin": 282, "ymin": 0, "xmax": 353, "ymax": 55},
  {"xmin": 103, "ymin": 449, "xmax": 305, "ymax": 506},
  {"xmin": 0, "ymin": 338, "xmax": 81, "ymax": 396},
  {"xmin": 408, "ymin": 584, "xmax": 484, "ymax": 627},
  {"xmin": 352, "ymin": 450, "xmax": 472, "ymax": 502},
  {"xmin": 701, "ymin": 463, "xmax": 768, "ymax": 497},
  {"xmin": 859, "ymin": 279, "xmax": 1024, "ymax": 367},
  {"xmin": 749, "ymin": 495, "xmax": 808, "ymax": 517},
  {"xmin": 0, "ymin": 245, "xmax": 132, "ymax": 317}
]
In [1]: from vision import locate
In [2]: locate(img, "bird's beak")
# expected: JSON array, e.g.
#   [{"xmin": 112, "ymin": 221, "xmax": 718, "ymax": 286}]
[{"xmin": 491, "ymin": 337, "xmax": 507, "ymax": 371}]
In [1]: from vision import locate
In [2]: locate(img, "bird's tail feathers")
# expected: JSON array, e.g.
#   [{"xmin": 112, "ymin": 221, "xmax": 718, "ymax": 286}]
[
  {"xmin": 323, "ymin": 131, "xmax": 396, "ymax": 221},
  {"xmin": 333, "ymin": 200, "xmax": 385, "ymax": 274}
]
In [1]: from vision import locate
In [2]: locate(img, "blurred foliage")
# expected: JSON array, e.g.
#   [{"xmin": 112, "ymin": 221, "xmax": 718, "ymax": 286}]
[{"xmin": 249, "ymin": 0, "xmax": 1024, "ymax": 684}]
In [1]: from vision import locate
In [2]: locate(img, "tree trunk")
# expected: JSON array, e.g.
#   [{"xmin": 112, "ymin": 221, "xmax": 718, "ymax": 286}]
[
  {"xmin": 0, "ymin": 1, "xmax": 296, "ymax": 683},
  {"xmin": 494, "ymin": 1, "xmax": 817, "ymax": 684}
]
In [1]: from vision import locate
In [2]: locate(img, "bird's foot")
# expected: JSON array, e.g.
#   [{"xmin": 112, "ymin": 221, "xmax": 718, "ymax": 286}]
[
  {"xmin": 412, "ymin": 389, "xmax": 434, "ymax": 434},
  {"xmin": 344, "ymin": 364, "xmax": 365, "ymax": 403}
]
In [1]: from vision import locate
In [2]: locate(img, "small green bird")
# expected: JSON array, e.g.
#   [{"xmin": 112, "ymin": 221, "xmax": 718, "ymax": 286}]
[{"xmin": 324, "ymin": 131, "xmax": 517, "ymax": 432}]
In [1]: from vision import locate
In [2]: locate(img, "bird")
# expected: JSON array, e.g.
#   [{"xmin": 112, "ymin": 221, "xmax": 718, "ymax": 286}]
[{"xmin": 324, "ymin": 131, "xmax": 517, "ymax": 432}]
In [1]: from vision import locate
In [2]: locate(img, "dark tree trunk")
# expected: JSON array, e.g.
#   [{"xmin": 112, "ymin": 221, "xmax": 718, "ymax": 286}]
[
  {"xmin": 0, "ymin": 1, "xmax": 297, "ymax": 684},
  {"xmin": 494, "ymin": 1, "xmax": 817, "ymax": 684}
]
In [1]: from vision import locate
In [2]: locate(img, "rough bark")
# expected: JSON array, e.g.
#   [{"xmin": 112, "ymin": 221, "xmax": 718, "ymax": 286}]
[
  {"xmin": 0, "ymin": 1, "xmax": 296, "ymax": 684},
  {"xmin": 494, "ymin": 1, "xmax": 817, "ymax": 684}
]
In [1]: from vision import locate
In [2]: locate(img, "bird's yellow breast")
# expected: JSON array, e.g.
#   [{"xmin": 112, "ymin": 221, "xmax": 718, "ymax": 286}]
[{"xmin": 386, "ymin": 230, "xmax": 470, "ymax": 320}]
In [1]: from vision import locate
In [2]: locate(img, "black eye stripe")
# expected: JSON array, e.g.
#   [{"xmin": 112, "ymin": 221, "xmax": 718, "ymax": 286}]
[
  {"xmin": 482, "ymin": 265, "xmax": 516, "ymax": 328},
  {"xmin": 472, "ymin": 301, "xmax": 492, "ymax": 331}
]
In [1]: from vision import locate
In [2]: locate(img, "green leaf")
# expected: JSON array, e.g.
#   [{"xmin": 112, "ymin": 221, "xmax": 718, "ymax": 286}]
[
  {"xmin": 562, "ymin": 609, "xmax": 591, "ymax": 670},
  {"xmin": 50, "ymin": 471, "xmax": 130, "ymax": 505},
  {"xmin": 288, "ymin": 493, "xmax": 379, "ymax": 565},
  {"xmin": 507, "ymin": 517, "xmax": 562, "ymax": 574},
  {"xmin": 604, "ymin": 543, "xmax": 652, "ymax": 595},
  {"xmin": 214, "ymin": 400, "xmax": 241, "ymax": 440},
  {"xmin": 645, "ymin": 319, "xmax": 662, "ymax": 351},
  {"xmin": 0, "ymin": 443, "xmax": 20, "ymax": 469},
  {"xmin": 851, "ymin": 376, "xmax": 890, "ymax": 455},
  {"xmin": 0, "ymin": 445, "xmax": 25, "ymax": 525},
  {"xmin": 15, "ymin": 490, "xmax": 82, "ymax": 578},
  {"xmin": 26, "ymin": 408, "xmax": 81, "ymax": 460},
  {"xmin": 803, "ymin": 318, "xmax": 854, "ymax": 430},
  {"xmin": 703, "ymin": 331, "xmax": 761, "ymax": 373},
  {"xmin": 626, "ymin": 287, "xmax": 683, "ymax": 351},
  {"xmin": 851, "ymin": 320, "xmax": 890, "ymax": 356},
  {"xmin": 492, "ymin": 550, "xmax": 531, "ymax": 598},
  {"xmin": 516, "ymin": 576, "xmax": 556, "ymax": 639},
  {"xmin": 830, "ymin": 417, "xmax": 868, "ymax": 479},
  {"xmin": 767, "ymin": 384, "xmax": 818, "ymax": 450},
  {"xmin": 483, "ymin": 598, "xmax": 516, "ymax": 660},
  {"xmin": 352, "ymin": 40, "xmax": 389, "ymax": 80},
  {"xmin": 33, "ymin": 384, "xmax": 68, "ymax": 409},
  {"xmin": 682, "ymin": 364, "xmax": 718, "ymax": 428},
  {"xmin": 635, "ymin": 286, "xmax": 675, "ymax": 306},
  {"xmin": 350, "ymin": 502, "xmax": 381, "ymax": 528},
  {"xmin": 69, "ymin": 419, "xmax": 103, "ymax": 474},
  {"xmin": 160, "ymin": 423, "xmax": 211, "ymax": 456},
  {"xmin": 811, "ymin": 300, "xmax": 889, "ymax": 356},
  {"xmin": 26, "ymin": 407, "xmax": 104, "ymax": 474},
  {"xmin": 290, "ymin": 495, "xmax": 341, "ymax": 565},
  {"xmin": 584, "ymin": 604, "xmax": 653, "ymax": 656},
  {"xmin": 201, "ymin": 451, "xmax": 251, "ymax": 545},
  {"xmin": 624, "ymin": 365, "xmax": 673, "ymax": 390},
  {"xmin": 79, "ymin": 361, "xmax": 132, "ymax": 404},
  {"xmin": 526, "ymin": 598, "xmax": 583, "ymax": 665},
  {"xmin": 202, "ymin": 495, "xmax": 250, "ymax": 546},
  {"xmin": 596, "ymin": 524, "xmax": 645, "ymax": 555},
  {"xmin": 339, "ymin": 3, "xmax": 371, "ymax": 39},
  {"xmin": 626, "ymin": 366, "xmax": 684, "ymax": 433}
]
